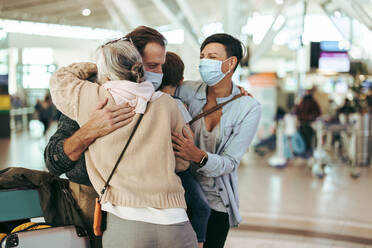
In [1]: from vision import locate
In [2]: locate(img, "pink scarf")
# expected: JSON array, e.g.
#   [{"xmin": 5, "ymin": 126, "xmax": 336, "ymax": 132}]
[{"xmin": 103, "ymin": 80, "xmax": 163, "ymax": 114}]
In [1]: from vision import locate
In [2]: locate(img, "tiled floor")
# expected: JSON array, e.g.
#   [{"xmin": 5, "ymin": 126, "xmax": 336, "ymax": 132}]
[
  {"xmin": 225, "ymin": 230, "xmax": 372, "ymax": 248},
  {"xmin": 0, "ymin": 125, "xmax": 52, "ymax": 171},
  {"xmin": 237, "ymin": 151, "xmax": 372, "ymax": 242},
  {"xmin": 1, "ymin": 124, "xmax": 372, "ymax": 247}
]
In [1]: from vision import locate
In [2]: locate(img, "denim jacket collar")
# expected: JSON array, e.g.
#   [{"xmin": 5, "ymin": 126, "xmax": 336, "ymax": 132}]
[{"xmin": 195, "ymin": 81, "xmax": 241, "ymax": 104}]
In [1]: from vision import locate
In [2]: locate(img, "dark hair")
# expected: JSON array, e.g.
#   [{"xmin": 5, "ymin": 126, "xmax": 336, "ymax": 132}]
[
  {"xmin": 124, "ymin": 26, "xmax": 167, "ymax": 56},
  {"xmin": 200, "ymin": 33, "xmax": 244, "ymax": 71},
  {"xmin": 160, "ymin": 52, "xmax": 184, "ymax": 89}
]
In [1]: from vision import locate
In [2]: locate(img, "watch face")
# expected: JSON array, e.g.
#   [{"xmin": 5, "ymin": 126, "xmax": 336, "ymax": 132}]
[{"xmin": 200, "ymin": 155, "xmax": 208, "ymax": 166}]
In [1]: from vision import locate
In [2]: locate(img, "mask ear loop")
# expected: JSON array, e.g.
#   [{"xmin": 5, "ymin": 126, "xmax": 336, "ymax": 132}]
[{"xmin": 224, "ymin": 57, "xmax": 233, "ymax": 75}]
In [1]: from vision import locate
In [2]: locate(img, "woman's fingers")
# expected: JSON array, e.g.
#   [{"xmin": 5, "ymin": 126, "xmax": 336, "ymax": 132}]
[
  {"xmin": 172, "ymin": 143, "xmax": 183, "ymax": 152},
  {"xmin": 171, "ymin": 135, "xmax": 183, "ymax": 146},
  {"xmin": 182, "ymin": 126, "xmax": 193, "ymax": 140},
  {"xmin": 174, "ymin": 151, "xmax": 184, "ymax": 158},
  {"xmin": 172, "ymin": 131, "xmax": 187, "ymax": 142}
]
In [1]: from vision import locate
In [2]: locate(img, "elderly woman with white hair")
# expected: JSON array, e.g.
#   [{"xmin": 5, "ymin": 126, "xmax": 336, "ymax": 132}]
[{"xmin": 49, "ymin": 38, "xmax": 198, "ymax": 248}]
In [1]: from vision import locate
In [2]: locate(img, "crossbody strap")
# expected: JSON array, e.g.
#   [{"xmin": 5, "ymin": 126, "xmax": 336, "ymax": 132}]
[
  {"xmin": 189, "ymin": 93, "xmax": 244, "ymax": 125},
  {"xmin": 99, "ymin": 113, "xmax": 144, "ymax": 201}
]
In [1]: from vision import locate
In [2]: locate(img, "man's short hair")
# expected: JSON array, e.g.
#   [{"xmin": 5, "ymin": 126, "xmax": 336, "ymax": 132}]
[
  {"xmin": 125, "ymin": 26, "xmax": 167, "ymax": 56},
  {"xmin": 200, "ymin": 33, "xmax": 244, "ymax": 71},
  {"xmin": 160, "ymin": 52, "xmax": 184, "ymax": 89}
]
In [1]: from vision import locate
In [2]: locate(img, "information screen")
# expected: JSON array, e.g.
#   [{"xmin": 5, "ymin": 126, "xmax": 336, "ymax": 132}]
[
  {"xmin": 319, "ymin": 52, "xmax": 350, "ymax": 72},
  {"xmin": 310, "ymin": 41, "xmax": 350, "ymax": 72}
]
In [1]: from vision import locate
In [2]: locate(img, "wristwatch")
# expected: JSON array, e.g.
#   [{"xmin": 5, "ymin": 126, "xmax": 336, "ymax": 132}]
[{"xmin": 198, "ymin": 153, "xmax": 208, "ymax": 167}]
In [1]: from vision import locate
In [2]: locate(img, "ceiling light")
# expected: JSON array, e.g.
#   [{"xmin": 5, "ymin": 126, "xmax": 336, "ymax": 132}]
[
  {"xmin": 81, "ymin": 8, "xmax": 91, "ymax": 16},
  {"xmin": 275, "ymin": 0, "xmax": 284, "ymax": 5},
  {"xmin": 334, "ymin": 10, "xmax": 341, "ymax": 18}
]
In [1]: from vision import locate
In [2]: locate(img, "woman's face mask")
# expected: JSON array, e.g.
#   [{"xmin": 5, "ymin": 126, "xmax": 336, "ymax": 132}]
[
  {"xmin": 198, "ymin": 58, "xmax": 233, "ymax": 86},
  {"xmin": 144, "ymin": 70, "xmax": 163, "ymax": 90}
]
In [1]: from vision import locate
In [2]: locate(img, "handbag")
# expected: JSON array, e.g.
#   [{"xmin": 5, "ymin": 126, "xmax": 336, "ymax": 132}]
[
  {"xmin": 189, "ymin": 93, "xmax": 244, "ymax": 125},
  {"xmin": 93, "ymin": 113, "xmax": 145, "ymax": 236}
]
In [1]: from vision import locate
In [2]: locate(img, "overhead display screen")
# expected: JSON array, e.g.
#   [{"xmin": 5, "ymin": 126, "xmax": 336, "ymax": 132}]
[{"xmin": 310, "ymin": 41, "xmax": 350, "ymax": 72}]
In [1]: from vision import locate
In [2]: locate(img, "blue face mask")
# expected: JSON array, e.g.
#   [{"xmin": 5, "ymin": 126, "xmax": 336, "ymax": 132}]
[
  {"xmin": 144, "ymin": 70, "xmax": 163, "ymax": 90},
  {"xmin": 198, "ymin": 58, "xmax": 232, "ymax": 86}
]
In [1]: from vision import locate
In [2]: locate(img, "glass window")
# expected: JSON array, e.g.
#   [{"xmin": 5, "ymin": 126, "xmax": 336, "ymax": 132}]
[
  {"xmin": 21, "ymin": 48, "xmax": 55, "ymax": 89},
  {"xmin": 0, "ymin": 49, "xmax": 8, "ymax": 74},
  {"xmin": 22, "ymin": 48, "xmax": 53, "ymax": 65}
]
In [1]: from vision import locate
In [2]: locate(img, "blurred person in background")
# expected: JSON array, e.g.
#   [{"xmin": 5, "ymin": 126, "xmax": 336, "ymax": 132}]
[
  {"xmin": 11, "ymin": 95, "xmax": 24, "ymax": 131},
  {"xmin": 172, "ymin": 33, "xmax": 261, "ymax": 248},
  {"xmin": 160, "ymin": 51, "xmax": 211, "ymax": 248},
  {"xmin": 35, "ymin": 93, "xmax": 54, "ymax": 135},
  {"xmin": 337, "ymin": 98, "xmax": 356, "ymax": 123},
  {"xmin": 295, "ymin": 89, "xmax": 321, "ymax": 155},
  {"xmin": 283, "ymin": 108, "xmax": 306, "ymax": 160},
  {"xmin": 11, "ymin": 95, "xmax": 23, "ymax": 109},
  {"xmin": 44, "ymin": 26, "xmax": 169, "ymax": 248},
  {"xmin": 254, "ymin": 107, "xmax": 285, "ymax": 156}
]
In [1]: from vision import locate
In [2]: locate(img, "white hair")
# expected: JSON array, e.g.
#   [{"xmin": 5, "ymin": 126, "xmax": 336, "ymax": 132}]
[{"xmin": 96, "ymin": 39, "xmax": 144, "ymax": 84}]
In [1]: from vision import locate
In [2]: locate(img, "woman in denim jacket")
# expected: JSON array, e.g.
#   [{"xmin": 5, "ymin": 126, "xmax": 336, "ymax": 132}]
[{"xmin": 172, "ymin": 33, "xmax": 261, "ymax": 248}]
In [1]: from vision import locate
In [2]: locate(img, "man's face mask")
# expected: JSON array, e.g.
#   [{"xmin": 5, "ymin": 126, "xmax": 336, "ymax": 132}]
[{"xmin": 144, "ymin": 70, "xmax": 163, "ymax": 90}]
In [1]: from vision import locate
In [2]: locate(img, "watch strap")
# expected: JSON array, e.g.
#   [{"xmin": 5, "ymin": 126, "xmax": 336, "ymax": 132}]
[{"xmin": 199, "ymin": 153, "xmax": 208, "ymax": 167}]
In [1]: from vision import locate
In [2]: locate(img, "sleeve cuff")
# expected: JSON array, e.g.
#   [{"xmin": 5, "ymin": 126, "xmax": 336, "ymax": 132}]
[
  {"xmin": 55, "ymin": 139, "xmax": 77, "ymax": 169},
  {"xmin": 196, "ymin": 152, "xmax": 218, "ymax": 175}
]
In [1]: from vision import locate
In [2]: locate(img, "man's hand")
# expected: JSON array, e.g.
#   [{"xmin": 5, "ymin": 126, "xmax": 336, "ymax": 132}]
[
  {"xmin": 86, "ymin": 98, "xmax": 136, "ymax": 139},
  {"xmin": 63, "ymin": 98, "xmax": 135, "ymax": 161}
]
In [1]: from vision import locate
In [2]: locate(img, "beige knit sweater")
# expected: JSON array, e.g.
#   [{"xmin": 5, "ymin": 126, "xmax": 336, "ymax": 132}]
[{"xmin": 50, "ymin": 62, "xmax": 189, "ymax": 209}]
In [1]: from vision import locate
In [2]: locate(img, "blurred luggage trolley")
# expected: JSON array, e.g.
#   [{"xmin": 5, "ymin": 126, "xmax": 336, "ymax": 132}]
[
  {"xmin": 0, "ymin": 188, "xmax": 90, "ymax": 248},
  {"xmin": 313, "ymin": 114, "xmax": 369, "ymax": 179}
]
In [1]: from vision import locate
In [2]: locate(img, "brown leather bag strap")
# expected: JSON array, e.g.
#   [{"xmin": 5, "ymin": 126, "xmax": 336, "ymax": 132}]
[
  {"xmin": 99, "ymin": 113, "xmax": 144, "ymax": 201},
  {"xmin": 189, "ymin": 93, "xmax": 244, "ymax": 125}
]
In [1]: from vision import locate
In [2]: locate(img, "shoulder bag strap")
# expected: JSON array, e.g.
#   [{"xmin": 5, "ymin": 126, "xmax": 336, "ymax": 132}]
[
  {"xmin": 189, "ymin": 93, "xmax": 244, "ymax": 125},
  {"xmin": 99, "ymin": 113, "xmax": 144, "ymax": 201}
]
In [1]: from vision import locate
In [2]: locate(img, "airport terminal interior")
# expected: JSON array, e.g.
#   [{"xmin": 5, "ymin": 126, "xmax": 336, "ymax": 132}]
[{"xmin": 0, "ymin": 0, "xmax": 372, "ymax": 247}]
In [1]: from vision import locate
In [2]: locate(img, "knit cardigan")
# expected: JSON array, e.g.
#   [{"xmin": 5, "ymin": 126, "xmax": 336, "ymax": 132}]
[{"xmin": 50, "ymin": 62, "xmax": 188, "ymax": 209}]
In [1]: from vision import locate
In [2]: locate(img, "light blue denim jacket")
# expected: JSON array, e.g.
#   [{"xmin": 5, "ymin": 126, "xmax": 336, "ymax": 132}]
[{"xmin": 175, "ymin": 80, "xmax": 261, "ymax": 227}]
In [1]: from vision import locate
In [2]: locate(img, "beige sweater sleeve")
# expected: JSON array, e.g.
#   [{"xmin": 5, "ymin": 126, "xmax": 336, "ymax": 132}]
[
  {"xmin": 49, "ymin": 62, "xmax": 112, "ymax": 125},
  {"xmin": 171, "ymin": 99, "xmax": 190, "ymax": 172}
]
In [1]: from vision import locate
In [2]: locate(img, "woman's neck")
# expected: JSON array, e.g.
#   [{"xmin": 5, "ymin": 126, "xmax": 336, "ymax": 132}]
[
  {"xmin": 160, "ymin": 86, "xmax": 176, "ymax": 96},
  {"xmin": 207, "ymin": 75, "xmax": 233, "ymax": 99}
]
